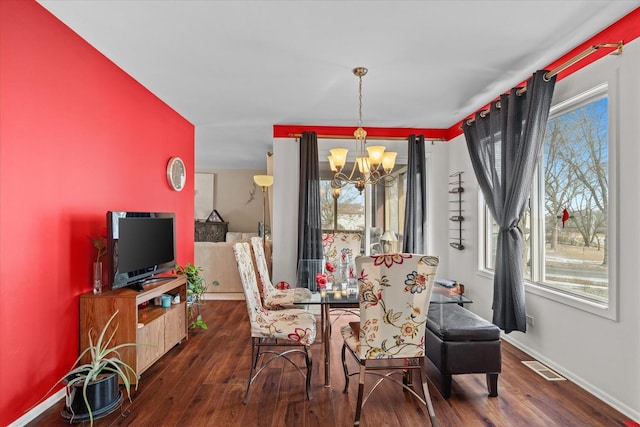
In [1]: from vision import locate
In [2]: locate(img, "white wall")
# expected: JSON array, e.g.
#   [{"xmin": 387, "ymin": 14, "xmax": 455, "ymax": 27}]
[
  {"xmin": 197, "ymin": 169, "xmax": 267, "ymax": 233},
  {"xmin": 425, "ymin": 141, "xmax": 453, "ymax": 273},
  {"xmin": 272, "ymin": 138, "xmax": 299, "ymax": 285},
  {"xmin": 429, "ymin": 39, "xmax": 640, "ymax": 420}
]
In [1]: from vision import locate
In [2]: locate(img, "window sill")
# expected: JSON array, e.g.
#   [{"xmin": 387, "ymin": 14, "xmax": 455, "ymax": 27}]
[{"xmin": 477, "ymin": 269, "xmax": 617, "ymax": 321}]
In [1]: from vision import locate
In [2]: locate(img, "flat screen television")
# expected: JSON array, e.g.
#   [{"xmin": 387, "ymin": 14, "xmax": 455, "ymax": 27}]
[{"xmin": 106, "ymin": 211, "xmax": 176, "ymax": 291}]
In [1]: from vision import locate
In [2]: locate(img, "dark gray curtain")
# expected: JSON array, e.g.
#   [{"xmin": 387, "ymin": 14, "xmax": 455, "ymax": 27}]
[
  {"xmin": 297, "ymin": 131, "xmax": 323, "ymax": 261},
  {"xmin": 463, "ymin": 71, "xmax": 556, "ymax": 333},
  {"xmin": 402, "ymin": 134, "xmax": 426, "ymax": 253}
]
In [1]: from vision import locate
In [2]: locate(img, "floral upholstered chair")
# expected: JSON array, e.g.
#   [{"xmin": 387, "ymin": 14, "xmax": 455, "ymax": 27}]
[
  {"xmin": 322, "ymin": 232, "xmax": 362, "ymax": 282},
  {"xmin": 341, "ymin": 253, "xmax": 439, "ymax": 427},
  {"xmin": 321, "ymin": 233, "xmax": 362, "ymax": 325},
  {"xmin": 232, "ymin": 242, "xmax": 316, "ymax": 403},
  {"xmin": 250, "ymin": 237, "xmax": 311, "ymax": 309}
]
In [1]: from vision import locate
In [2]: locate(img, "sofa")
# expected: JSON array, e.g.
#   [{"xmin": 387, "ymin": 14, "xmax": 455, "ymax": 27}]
[{"xmin": 195, "ymin": 233, "xmax": 271, "ymax": 296}]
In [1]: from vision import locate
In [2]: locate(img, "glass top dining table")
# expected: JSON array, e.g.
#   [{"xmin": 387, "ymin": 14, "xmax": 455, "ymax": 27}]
[
  {"xmin": 293, "ymin": 285, "xmax": 473, "ymax": 387},
  {"xmin": 293, "ymin": 287, "xmax": 358, "ymax": 387}
]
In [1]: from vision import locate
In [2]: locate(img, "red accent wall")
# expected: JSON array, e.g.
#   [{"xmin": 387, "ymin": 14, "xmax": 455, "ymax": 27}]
[{"xmin": 0, "ymin": 1, "xmax": 194, "ymax": 424}]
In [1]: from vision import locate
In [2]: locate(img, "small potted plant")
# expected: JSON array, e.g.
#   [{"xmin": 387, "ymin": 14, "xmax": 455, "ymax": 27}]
[
  {"xmin": 176, "ymin": 263, "xmax": 217, "ymax": 330},
  {"xmin": 54, "ymin": 310, "xmax": 139, "ymax": 425}
]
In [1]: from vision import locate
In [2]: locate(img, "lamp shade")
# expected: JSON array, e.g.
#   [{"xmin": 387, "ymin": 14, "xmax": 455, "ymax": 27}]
[
  {"xmin": 328, "ymin": 155, "xmax": 337, "ymax": 172},
  {"xmin": 366, "ymin": 145, "xmax": 386, "ymax": 167},
  {"xmin": 253, "ymin": 175, "xmax": 273, "ymax": 187},
  {"xmin": 356, "ymin": 157, "xmax": 371, "ymax": 175},
  {"xmin": 329, "ymin": 148, "xmax": 348, "ymax": 168},
  {"xmin": 382, "ymin": 152, "xmax": 397, "ymax": 171},
  {"xmin": 381, "ymin": 231, "xmax": 398, "ymax": 241}
]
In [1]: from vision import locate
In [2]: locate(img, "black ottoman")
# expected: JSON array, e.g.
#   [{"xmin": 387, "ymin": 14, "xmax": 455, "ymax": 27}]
[{"xmin": 425, "ymin": 303, "xmax": 501, "ymax": 398}]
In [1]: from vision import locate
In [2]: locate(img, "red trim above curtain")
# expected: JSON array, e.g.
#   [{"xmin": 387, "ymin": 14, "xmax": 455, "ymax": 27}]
[{"xmin": 273, "ymin": 124, "xmax": 447, "ymax": 140}]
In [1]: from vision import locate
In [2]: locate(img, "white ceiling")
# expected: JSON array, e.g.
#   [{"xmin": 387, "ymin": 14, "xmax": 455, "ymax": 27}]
[{"xmin": 38, "ymin": 1, "xmax": 639, "ymax": 170}]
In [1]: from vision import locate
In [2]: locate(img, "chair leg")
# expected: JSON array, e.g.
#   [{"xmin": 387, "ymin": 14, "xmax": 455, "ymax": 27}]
[
  {"xmin": 341, "ymin": 343, "xmax": 350, "ymax": 393},
  {"xmin": 353, "ymin": 362, "xmax": 366, "ymax": 426},
  {"xmin": 402, "ymin": 358, "xmax": 413, "ymax": 386},
  {"xmin": 243, "ymin": 337, "xmax": 258, "ymax": 404},
  {"xmin": 305, "ymin": 345, "xmax": 313, "ymax": 400},
  {"xmin": 252, "ymin": 338, "xmax": 262, "ymax": 369},
  {"xmin": 420, "ymin": 357, "xmax": 438, "ymax": 427}
]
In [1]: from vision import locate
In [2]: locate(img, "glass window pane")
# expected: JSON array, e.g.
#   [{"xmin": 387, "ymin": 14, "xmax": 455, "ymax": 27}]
[
  {"xmin": 320, "ymin": 180, "xmax": 365, "ymax": 232},
  {"xmin": 542, "ymin": 96, "xmax": 608, "ymax": 302},
  {"xmin": 485, "ymin": 210, "xmax": 499, "ymax": 271}
]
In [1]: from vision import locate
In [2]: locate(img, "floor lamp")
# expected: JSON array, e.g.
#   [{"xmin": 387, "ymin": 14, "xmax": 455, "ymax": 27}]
[{"xmin": 253, "ymin": 175, "xmax": 273, "ymax": 246}]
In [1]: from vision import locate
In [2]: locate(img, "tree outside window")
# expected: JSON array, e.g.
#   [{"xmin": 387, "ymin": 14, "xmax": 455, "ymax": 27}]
[
  {"xmin": 320, "ymin": 180, "xmax": 364, "ymax": 231},
  {"xmin": 542, "ymin": 94, "xmax": 608, "ymax": 300}
]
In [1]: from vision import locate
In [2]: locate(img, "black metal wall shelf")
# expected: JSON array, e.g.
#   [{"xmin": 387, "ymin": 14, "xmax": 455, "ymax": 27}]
[{"xmin": 449, "ymin": 172, "xmax": 464, "ymax": 250}]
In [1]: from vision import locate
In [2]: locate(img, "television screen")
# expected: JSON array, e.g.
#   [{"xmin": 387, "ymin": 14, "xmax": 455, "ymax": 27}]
[{"xmin": 107, "ymin": 211, "xmax": 176, "ymax": 290}]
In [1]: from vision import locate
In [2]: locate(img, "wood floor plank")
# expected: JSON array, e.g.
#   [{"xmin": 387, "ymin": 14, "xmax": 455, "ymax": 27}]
[{"xmin": 26, "ymin": 300, "xmax": 631, "ymax": 427}]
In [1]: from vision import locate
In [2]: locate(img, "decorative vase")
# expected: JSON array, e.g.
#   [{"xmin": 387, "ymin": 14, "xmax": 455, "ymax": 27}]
[{"xmin": 93, "ymin": 262, "xmax": 102, "ymax": 294}]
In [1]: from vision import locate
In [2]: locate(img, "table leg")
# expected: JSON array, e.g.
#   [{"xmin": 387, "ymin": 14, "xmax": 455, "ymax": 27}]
[{"xmin": 323, "ymin": 304, "xmax": 331, "ymax": 387}]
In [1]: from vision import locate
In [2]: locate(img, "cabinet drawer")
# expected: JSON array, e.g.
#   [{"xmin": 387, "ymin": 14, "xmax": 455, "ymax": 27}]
[
  {"xmin": 137, "ymin": 316, "xmax": 164, "ymax": 373},
  {"xmin": 164, "ymin": 302, "xmax": 187, "ymax": 349}
]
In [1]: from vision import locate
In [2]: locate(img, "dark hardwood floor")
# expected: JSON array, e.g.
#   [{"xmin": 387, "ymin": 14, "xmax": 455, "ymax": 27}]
[{"xmin": 29, "ymin": 300, "xmax": 630, "ymax": 427}]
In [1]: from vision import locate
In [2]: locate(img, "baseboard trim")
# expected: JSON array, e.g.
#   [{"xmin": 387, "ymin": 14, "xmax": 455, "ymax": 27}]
[
  {"xmin": 8, "ymin": 388, "xmax": 64, "ymax": 427},
  {"xmin": 502, "ymin": 335, "xmax": 639, "ymax": 422},
  {"xmin": 203, "ymin": 292, "xmax": 245, "ymax": 300}
]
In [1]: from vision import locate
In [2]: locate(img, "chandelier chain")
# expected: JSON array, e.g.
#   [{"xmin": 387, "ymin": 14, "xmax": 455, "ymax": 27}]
[
  {"xmin": 328, "ymin": 67, "xmax": 397, "ymax": 192},
  {"xmin": 358, "ymin": 73, "xmax": 363, "ymax": 128}
]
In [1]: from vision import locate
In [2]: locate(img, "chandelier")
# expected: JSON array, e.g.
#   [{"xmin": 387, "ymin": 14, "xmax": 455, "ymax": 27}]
[{"xmin": 328, "ymin": 67, "xmax": 397, "ymax": 193}]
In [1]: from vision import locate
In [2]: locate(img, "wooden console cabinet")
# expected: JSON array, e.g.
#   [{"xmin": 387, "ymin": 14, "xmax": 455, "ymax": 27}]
[{"xmin": 79, "ymin": 276, "xmax": 188, "ymax": 384}]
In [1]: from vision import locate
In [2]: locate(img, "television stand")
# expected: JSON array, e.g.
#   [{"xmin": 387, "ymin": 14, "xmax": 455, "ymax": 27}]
[{"xmin": 80, "ymin": 276, "xmax": 188, "ymax": 384}]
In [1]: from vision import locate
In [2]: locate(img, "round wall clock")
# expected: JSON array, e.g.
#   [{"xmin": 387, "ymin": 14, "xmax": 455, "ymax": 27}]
[{"xmin": 166, "ymin": 157, "xmax": 186, "ymax": 191}]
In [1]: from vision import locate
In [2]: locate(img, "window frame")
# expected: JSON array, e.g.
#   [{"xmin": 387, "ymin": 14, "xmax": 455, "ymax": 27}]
[{"xmin": 478, "ymin": 81, "xmax": 618, "ymax": 321}]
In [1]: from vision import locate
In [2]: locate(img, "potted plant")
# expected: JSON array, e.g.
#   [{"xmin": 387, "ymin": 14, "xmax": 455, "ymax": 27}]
[
  {"xmin": 54, "ymin": 310, "xmax": 139, "ymax": 425},
  {"xmin": 176, "ymin": 263, "xmax": 217, "ymax": 330}
]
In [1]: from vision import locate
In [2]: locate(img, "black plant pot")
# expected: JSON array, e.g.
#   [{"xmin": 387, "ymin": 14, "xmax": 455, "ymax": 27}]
[{"xmin": 61, "ymin": 373, "xmax": 123, "ymax": 423}]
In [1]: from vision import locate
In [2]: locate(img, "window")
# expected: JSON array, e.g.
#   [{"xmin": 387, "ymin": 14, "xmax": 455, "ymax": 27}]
[
  {"xmin": 482, "ymin": 83, "xmax": 613, "ymax": 315},
  {"xmin": 320, "ymin": 181, "xmax": 365, "ymax": 232},
  {"xmin": 320, "ymin": 166, "xmax": 407, "ymax": 255}
]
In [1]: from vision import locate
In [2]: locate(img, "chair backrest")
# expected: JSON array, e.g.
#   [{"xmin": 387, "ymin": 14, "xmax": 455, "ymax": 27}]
[
  {"xmin": 250, "ymin": 237, "xmax": 276, "ymax": 296},
  {"xmin": 355, "ymin": 253, "xmax": 439, "ymax": 360},
  {"xmin": 322, "ymin": 232, "xmax": 362, "ymax": 267},
  {"xmin": 233, "ymin": 242, "xmax": 265, "ymax": 324}
]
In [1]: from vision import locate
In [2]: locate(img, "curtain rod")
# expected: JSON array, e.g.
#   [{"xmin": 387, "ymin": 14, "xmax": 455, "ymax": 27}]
[
  {"xmin": 288, "ymin": 133, "xmax": 445, "ymax": 142},
  {"xmin": 519, "ymin": 42, "xmax": 623, "ymax": 94},
  {"xmin": 465, "ymin": 41, "xmax": 623, "ymax": 126}
]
